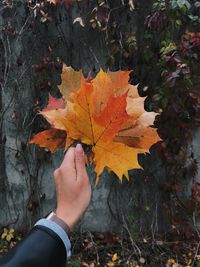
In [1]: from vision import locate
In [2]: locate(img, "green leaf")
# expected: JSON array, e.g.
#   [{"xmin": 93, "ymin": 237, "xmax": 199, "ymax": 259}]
[
  {"xmin": 68, "ymin": 260, "xmax": 80, "ymax": 267},
  {"xmin": 175, "ymin": 19, "xmax": 182, "ymax": 25},
  {"xmin": 171, "ymin": 0, "xmax": 191, "ymax": 9},
  {"xmin": 171, "ymin": 0, "xmax": 178, "ymax": 9},
  {"xmin": 177, "ymin": 0, "xmax": 191, "ymax": 9},
  {"xmin": 194, "ymin": 2, "xmax": 200, "ymax": 8},
  {"xmin": 188, "ymin": 15, "xmax": 199, "ymax": 21}
]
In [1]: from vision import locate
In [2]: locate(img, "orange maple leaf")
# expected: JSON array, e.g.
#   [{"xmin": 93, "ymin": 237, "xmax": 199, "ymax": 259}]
[
  {"xmin": 30, "ymin": 95, "xmax": 66, "ymax": 152},
  {"xmin": 42, "ymin": 94, "xmax": 65, "ymax": 112},
  {"xmin": 92, "ymin": 69, "xmax": 133, "ymax": 115},
  {"xmin": 30, "ymin": 67, "xmax": 160, "ymax": 181},
  {"xmin": 29, "ymin": 128, "xmax": 66, "ymax": 153}
]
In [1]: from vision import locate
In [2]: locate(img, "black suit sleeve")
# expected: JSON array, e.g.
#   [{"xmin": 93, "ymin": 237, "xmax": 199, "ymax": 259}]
[{"xmin": 0, "ymin": 225, "xmax": 67, "ymax": 267}]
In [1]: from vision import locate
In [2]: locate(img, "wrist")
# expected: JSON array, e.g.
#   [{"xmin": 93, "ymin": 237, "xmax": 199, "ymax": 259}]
[
  {"xmin": 55, "ymin": 209, "xmax": 78, "ymax": 230},
  {"xmin": 47, "ymin": 211, "xmax": 72, "ymax": 233}
]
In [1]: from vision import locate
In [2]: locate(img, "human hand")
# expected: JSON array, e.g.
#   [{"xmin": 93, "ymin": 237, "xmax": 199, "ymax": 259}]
[{"xmin": 54, "ymin": 144, "xmax": 91, "ymax": 230}]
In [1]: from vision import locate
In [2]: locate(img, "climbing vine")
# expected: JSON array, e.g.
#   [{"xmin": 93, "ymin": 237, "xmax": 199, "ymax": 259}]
[{"xmin": 133, "ymin": 0, "xmax": 200, "ymax": 239}]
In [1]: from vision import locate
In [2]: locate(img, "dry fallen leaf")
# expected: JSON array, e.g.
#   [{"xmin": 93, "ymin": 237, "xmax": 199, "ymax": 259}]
[
  {"xmin": 47, "ymin": 0, "xmax": 77, "ymax": 4},
  {"xmin": 73, "ymin": 17, "xmax": 85, "ymax": 27},
  {"xmin": 112, "ymin": 253, "xmax": 118, "ymax": 262}
]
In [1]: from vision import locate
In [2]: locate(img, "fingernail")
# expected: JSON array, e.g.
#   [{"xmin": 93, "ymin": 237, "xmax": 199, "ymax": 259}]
[{"xmin": 76, "ymin": 143, "xmax": 83, "ymax": 153}]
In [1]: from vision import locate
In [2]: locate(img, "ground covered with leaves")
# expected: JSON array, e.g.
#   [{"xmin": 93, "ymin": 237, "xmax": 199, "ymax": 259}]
[
  {"xmin": 68, "ymin": 232, "xmax": 200, "ymax": 267},
  {"xmin": 0, "ymin": 228, "xmax": 200, "ymax": 267},
  {"xmin": 1, "ymin": 228, "xmax": 200, "ymax": 267}
]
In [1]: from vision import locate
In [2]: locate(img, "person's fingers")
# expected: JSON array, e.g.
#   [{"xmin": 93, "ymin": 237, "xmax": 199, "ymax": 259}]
[
  {"xmin": 75, "ymin": 143, "xmax": 88, "ymax": 179},
  {"xmin": 60, "ymin": 147, "xmax": 75, "ymax": 170},
  {"xmin": 54, "ymin": 168, "xmax": 60, "ymax": 180}
]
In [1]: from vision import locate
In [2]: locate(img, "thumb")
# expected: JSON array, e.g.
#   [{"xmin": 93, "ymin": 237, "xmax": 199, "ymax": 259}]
[{"xmin": 75, "ymin": 144, "xmax": 87, "ymax": 178}]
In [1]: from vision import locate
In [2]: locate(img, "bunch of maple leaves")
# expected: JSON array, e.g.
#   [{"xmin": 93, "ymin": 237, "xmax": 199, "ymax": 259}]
[{"xmin": 30, "ymin": 66, "xmax": 160, "ymax": 182}]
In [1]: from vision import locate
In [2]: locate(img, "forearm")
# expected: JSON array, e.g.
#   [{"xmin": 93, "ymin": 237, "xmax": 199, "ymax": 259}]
[
  {"xmin": 35, "ymin": 217, "xmax": 71, "ymax": 258},
  {"xmin": 0, "ymin": 222, "xmax": 69, "ymax": 267}
]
